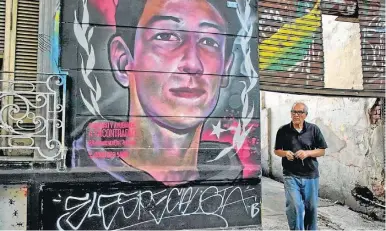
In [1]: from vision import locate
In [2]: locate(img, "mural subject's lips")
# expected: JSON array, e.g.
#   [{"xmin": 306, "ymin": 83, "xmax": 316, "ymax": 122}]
[{"xmin": 169, "ymin": 87, "xmax": 206, "ymax": 99}]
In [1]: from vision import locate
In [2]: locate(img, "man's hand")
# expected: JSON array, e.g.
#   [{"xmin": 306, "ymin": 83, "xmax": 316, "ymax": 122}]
[
  {"xmin": 295, "ymin": 150, "xmax": 309, "ymax": 160},
  {"xmin": 285, "ymin": 151, "xmax": 295, "ymax": 161}
]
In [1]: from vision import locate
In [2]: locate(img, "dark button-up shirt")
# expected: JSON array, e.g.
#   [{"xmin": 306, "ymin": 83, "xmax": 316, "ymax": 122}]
[{"xmin": 274, "ymin": 121, "xmax": 328, "ymax": 178}]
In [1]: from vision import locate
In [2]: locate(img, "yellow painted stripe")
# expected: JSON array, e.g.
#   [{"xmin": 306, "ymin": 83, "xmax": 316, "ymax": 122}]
[{"xmin": 259, "ymin": 0, "xmax": 321, "ymax": 70}]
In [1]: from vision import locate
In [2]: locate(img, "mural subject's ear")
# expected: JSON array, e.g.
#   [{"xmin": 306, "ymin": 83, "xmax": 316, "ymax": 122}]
[
  {"xmin": 221, "ymin": 52, "xmax": 234, "ymax": 88},
  {"xmin": 109, "ymin": 36, "xmax": 133, "ymax": 87}
]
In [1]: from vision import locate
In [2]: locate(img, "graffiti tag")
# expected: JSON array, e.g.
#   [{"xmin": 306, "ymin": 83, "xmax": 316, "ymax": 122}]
[{"xmin": 54, "ymin": 186, "xmax": 260, "ymax": 230}]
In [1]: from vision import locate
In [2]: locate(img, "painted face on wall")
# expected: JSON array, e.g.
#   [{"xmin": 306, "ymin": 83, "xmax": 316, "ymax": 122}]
[{"xmin": 111, "ymin": 0, "xmax": 233, "ymax": 130}]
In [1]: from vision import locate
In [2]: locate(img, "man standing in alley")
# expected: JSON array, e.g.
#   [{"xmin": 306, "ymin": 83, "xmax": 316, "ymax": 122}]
[{"xmin": 274, "ymin": 102, "xmax": 328, "ymax": 230}]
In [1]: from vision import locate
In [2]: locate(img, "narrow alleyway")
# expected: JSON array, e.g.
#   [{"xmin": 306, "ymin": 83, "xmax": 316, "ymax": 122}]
[{"xmin": 262, "ymin": 177, "xmax": 384, "ymax": 230}]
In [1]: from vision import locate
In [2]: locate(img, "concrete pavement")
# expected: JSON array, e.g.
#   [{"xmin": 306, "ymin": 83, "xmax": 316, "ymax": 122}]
[{"xmin": 262, "ymin": 177, "xmax": 385, "ymax": 230}]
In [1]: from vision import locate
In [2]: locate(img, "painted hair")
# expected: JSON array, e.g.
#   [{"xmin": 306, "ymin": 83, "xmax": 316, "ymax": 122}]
[{"xmin": 114, "ymin": 0, "xmax": 243, "ymax": 60}]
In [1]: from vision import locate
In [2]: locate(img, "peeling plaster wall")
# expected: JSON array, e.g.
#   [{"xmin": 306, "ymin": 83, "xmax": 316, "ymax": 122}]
[
  {"xmin": 259, "ymin": 13, "xmax": 385, "ymax": 219},
  {"xmin": 261, "ymin": 91, "xmax": 385, "ymax": 220},
  {"xmin": 323, "ymin": 15, "xmax": 363, "ymax": 90}
]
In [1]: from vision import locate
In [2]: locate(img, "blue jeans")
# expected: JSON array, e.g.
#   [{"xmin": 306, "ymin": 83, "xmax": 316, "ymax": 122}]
[{"xmin": 284, "ymin": 175, "xmax": 319, "ymax": 230}]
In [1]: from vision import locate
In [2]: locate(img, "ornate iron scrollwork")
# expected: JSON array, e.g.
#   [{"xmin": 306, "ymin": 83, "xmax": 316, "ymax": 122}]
[{"xmin": 0, "ymin": 74, "xmax": 67, "ymax": 169}]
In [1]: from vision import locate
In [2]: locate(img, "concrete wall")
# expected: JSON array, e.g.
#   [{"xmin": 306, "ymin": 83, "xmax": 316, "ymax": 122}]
[
  {"xmin": 260, "ymin": 14, "xmax": 385, "ymax": 220},
  {"xmin": 323, "ymin": 15, "xmax": 363, "ymax": 89},
  {"xmin": 261, "ymin": 92, "xmax": 385, "ymax": 220}
]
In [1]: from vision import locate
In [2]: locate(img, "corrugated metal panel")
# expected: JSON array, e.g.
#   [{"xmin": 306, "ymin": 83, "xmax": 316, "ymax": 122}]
[
  {"xmin": 358, "ymin": 0, "xmax": 385, "ymax": 92},
  {"xmin": 14, "ymin": 0, "xmax": 40, "ymax": 111},
  {"xmin": 321, "ymin": 0, "xmax": 357, "ymax": 16},
  {"xmin": 0, "ymin": 0, "xmax": 5, "ymax": 54},
  {"xmin": 258, "ymin": 0, "xmax": 324, "ymax": 89}
]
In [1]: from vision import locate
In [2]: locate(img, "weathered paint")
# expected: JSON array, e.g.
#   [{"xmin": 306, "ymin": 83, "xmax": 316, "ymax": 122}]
[
  {"xmin": 358, "ymin": 0, "xmax": 385, "ymax": 92},
  {"xmin": 369, "ymin": 98, "xmax": 384, "ymax": 124},
  {"xmin": 259, "ymin": 0, "xmax": 385, "ymax": 95},
  {"xmin": 258, "ymin": 0, "xmax": 325, "ymax": 88},
  {"xmin": 323, "ymin": 14, "xmax": 364, "ymax": 90},
  {"xmin": 51, "ymin": 7, "xmax": 61, "ymax": 74},
  {"xmin": 321, "ymin": 0, "xmax": 357, "ymax": 16}
]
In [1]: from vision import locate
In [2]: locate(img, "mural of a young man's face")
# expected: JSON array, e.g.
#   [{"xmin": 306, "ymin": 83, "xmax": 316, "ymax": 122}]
[
  {"xmin": 109, "ymin": 0, "xmax": 233, "ymax": 130},
  {"xmin": 71, "ymin": 0, "xmax": 259, "ymax": 184}
]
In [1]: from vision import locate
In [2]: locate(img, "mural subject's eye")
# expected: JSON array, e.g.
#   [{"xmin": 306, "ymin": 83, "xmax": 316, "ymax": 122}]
[
  {"xmin": 153, "ymin": 32, "xmax": 180, "ymax": 41},
  {"xmin": 200, "ymin": 38, "xmax": 220, "ymax": 49}
]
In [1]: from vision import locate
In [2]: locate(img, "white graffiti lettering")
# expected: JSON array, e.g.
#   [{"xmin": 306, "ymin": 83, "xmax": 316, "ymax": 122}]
[{"xmin": 54, "ymin": 186, "xmax": 260, "ymax": 230}]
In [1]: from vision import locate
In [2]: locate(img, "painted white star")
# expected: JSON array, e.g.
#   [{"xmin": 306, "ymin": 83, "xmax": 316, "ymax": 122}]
[{"xmin": 211, "ymin": 120, "xmax": 226, "ymax": 139}]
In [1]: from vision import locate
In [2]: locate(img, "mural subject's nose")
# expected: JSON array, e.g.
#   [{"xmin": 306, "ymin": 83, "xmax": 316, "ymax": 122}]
[{"xmin": 178, "ymin": 46, "xmax": 204, "ymax": 76}]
